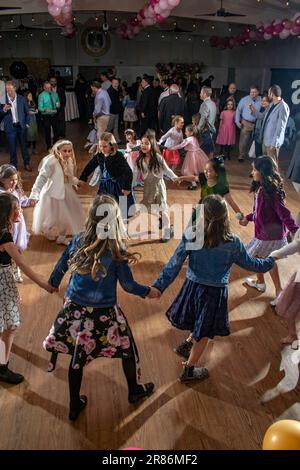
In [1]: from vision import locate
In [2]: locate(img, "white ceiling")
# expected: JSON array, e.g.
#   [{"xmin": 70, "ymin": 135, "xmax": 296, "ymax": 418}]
[{"xmin": 0, "ymin": 0, "xmax": 298, "ymax": 25}]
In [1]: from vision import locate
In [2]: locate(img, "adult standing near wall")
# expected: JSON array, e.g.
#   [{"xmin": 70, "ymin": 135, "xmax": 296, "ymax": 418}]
[
  {"xmin": 0, "ymin": 81, "xmax": 31, "ymax": 171},
  {"xmin": 235, "ymin": 85, "xmax": 261, "ymax": 162},
  {"xmin": 49, "ymin": 76, "xmax": 66, "ymax": 138},
  {"xmin": 91, "ymin": 81, "xmax": 111, "ymax": 139},
  {"xmin": 197, "ymin": 86, "xmax": 217, "ymax": 159},
  {"xmin": 38, "ymin": 81, "xmax": 60, "ymax": 152},
  {"xmin": 287, "ymin": 109, "xmax": 300, "ymax": 225},
  {"xmin": 158, "ymin": 84, "xmax": 185, "ymax": 134},
  {"xmin": 219, "ymin": 82, "xmax": 244, "ymax": 112},
  {"xmin": 139, "ymin": 75, "xmax": 157, "ymax": 135},
  {"xmin": 107, "ymin": 78, "xmax": 122, "ymax": 144},
  {"xmin": 249, "ymin": 85, "xmax": 290, "ymax": 165}
]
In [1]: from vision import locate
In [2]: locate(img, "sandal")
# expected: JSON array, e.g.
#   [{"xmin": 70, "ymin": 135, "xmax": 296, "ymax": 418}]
[
  {"xmin": 128, "ymin": 382, "xmax": 155, "ymax": 404},
  {"xmin": 69, "ymin": 395, "xmax": 88, "ymax": 421}
]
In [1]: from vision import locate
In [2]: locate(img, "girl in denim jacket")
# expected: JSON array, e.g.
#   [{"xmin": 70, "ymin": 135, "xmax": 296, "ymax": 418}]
[
  {"xmin": 45, "ymin": 195, "xmax": 157, "ymax": 420},
  {"xmin": 152, "ymin": 195, "xmax": 275, "ymax": 382}
]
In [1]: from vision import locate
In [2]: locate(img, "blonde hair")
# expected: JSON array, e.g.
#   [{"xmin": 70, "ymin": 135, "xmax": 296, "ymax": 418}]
[
  {"xmin": 69, "ymin": 194, "xmax": 139, "ymax": 280},
  {"xmin": 52, "ymin": 139, "xmax": 77, "ymax": 182},
  {"xmin": 172, "ymin": 115, "xmax": 184, "ymax": 127},
  {"xmin": 98, "ymin": 132, "xmax": 118, "ymax": 154}
]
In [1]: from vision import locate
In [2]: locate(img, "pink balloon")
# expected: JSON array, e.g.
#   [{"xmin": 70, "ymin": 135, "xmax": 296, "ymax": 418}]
[
  {"xmin": 160, "ymin": 10, "xmax": 171, "ymax": 18},
  {"xmin": 263, "ymin": 32, "xmax": 272, "ymax": 40},
  {"xmin": 265, "ymin": 25, "xmax": 273, "ymax": 34},
  {"xmin": 159, "ymin": 0, "xmax": 170, "ymax": 10},
  {"xmin": 274, "ymin": 23, "xmax": 284, "ymax": 33},
  {"xmin": 52, "ymin": 0, "xmax": 65, "ymax": 7},
  {"xmin": 47, "ymin": 0, "xmax": 53, "ymax": 4},
  {"xmin": 292, "ymin": 12, "xmax": 300, "ymax": 22},
  {"xmin": 167, "ymin": 0, "xmax": 181, "ymax": 6},
  {"xmin": 65, "ymin": 0, "xmax": 72, "ymax": 4},
  {"xmin": 279, "ymin": 28, "xmax": 290, "ymax": 39},
  {"xmin": 249, "ymin": 31, "xmax": 256, "ymax": 40},
  {"xmin": 138, "ymin": 9, "xmax": 145, "ymax": 19},
  {"xmin": 150, "ymin": 0, "xmax": 159, "ymax": 5},
  {"xmin": 156, "ymin": 14, "xmax": 166, "ymax": 24},
  {"xmin": 282, "ymin": 19, "xmax": 292, "ymax": 30},
  {"xmin": 291, "ymin": 23, "xmax": 300, "ymax": 35},
  {"xmin": 296, "ymin": 16, "xmax": 300, "ymax": 27},
  {"xmin": 48, "ymin": 5, "xmax": 61, "ymax": 16}
]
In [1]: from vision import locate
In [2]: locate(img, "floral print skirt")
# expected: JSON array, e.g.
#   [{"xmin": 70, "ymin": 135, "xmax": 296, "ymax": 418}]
[{"xmin": 43, "ymin": 299, "xmax": 138, "ymax": 371}]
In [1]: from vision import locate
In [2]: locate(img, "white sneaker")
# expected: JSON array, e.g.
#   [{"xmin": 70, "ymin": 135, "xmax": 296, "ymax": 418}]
[
  {"xmin": 245, "ymin": 278, "xmax": 266, "ymax": 292},
  {"xmin": 56, "ymin": 235, "xmax": 69, "ymax": 246},
  {"xmin": 270, "ymin": 294, "xmax": 282, "ymax": 306}
]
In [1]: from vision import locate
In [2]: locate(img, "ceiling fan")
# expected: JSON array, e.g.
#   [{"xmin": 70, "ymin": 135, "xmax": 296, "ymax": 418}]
[
  {"xmin": 196, "ymin": 0, "xmax": 246, "ymax": 18},
  {"xmin": 0, "ymin": 15, "xmax": 60, "ymax": 31}
]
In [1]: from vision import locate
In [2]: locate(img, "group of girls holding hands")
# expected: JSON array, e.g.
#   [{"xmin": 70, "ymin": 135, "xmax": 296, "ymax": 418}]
[{"xmin": 0, "ymin": 119, "xmax": 298, "ymax": 422}]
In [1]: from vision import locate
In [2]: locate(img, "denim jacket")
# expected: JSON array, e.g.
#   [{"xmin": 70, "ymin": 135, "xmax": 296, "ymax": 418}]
[
  {"xmin": 152, "ymin": 234, "xmax": 274, "ymax": 292},
  {"xmin": 49, "ymin": 234, "xmax": 150, "ymax": 307}
]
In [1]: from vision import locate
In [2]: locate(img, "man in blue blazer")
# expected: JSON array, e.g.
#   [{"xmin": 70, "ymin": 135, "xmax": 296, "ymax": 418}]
[{"xmin": 0, "ymin": 81, "xmax": 31, "ymax": 171}]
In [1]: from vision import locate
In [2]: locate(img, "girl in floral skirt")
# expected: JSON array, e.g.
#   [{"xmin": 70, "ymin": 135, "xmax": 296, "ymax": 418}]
[{"xmin": 44, "ymin": 194, "xmax": 156, "ymax": 420}]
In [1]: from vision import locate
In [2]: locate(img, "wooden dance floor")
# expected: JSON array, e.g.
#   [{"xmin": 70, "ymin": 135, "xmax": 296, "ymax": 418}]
[{"xmin": 0, "ymin": 122, "xmax": 299, "ymax": 450}]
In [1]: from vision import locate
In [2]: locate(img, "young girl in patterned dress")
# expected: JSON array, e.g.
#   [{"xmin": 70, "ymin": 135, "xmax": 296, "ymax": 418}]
[
  {"xmin": 0, "ymin": 164, "xmax": 36, "ymax": 282},
  {"xmin": 44, "ymin": 194, "xmax": 156, "ymax": 420},
  {"xmin": 240, "ymin": 156, "xmax": 298, "ymax": 303},
  {"xmin": 0, "ymin": 193, "xmax": 53, "ymax": 385},
  {"xmin": 158, "ymin": 115, "xmax": 184, "ymax": 170}
]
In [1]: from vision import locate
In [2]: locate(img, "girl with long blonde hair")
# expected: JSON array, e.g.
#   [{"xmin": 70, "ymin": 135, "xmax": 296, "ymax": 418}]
[
  {"xmin": 30, "ymin": 139, "xmax": 84, "ymax": 245},
  {"xmin": 44, "ymin": 194, "xmax": 156, "ymax": 420}
]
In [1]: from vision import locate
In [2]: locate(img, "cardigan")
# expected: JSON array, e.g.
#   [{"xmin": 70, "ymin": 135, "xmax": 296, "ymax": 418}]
[
  {"xmin": 79, "ymin": 151, "xmax": 133, "ymax": 191},
  {"xmin": 246, "ymin": 189, "xmax": 298, "ymax": 241}
]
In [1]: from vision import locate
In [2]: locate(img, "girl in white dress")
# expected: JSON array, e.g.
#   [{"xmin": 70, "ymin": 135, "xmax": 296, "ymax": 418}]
[{"xmin": 30, "ymin": 140, "xmax": 85, "ymax": 245}]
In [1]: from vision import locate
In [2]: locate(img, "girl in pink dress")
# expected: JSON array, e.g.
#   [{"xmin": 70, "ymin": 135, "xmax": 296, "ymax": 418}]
[
  {"xmin": 216, "ymin": 99, "xmax": 236, "ymax": 160},
  {"xmin": 171, "ymin": 124, "xmax": 209, "ymax": 189}
]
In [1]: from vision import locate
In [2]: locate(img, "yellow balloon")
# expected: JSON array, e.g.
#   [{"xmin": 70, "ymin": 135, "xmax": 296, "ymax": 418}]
[{"xmin": 263, "ymin": 420, "xmax": 300, "ymax": 450}]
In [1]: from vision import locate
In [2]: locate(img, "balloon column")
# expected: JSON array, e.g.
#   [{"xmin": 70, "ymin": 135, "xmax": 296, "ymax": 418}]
[
  {"xmin": 210, "ymin": 11, "xmax": 300, "ymax": 50},
  {"xmin": 115, "ymin": 0, "xmax": 182, "ymax": 40},
  {"xmin": 46, "ymin": 0, "xmax": 76, "ymax": 38}
]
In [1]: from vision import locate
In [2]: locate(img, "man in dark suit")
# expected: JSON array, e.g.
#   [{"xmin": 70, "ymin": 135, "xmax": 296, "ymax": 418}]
[
  {"xmin": 139, "ymin": 75, "xmax": 157, "ymax": 135},
  {"xmin": 158, "ymin": 84, "xmax": 185, "ymax": 133},
  {"xmin": 0, "ymin": 81, "xmax": 31, "ymax": 171},
  {"xmin": 219, "ymin": 82, "xmax": 244, "ymax": 112},
  {"xmin": 50, "ymin": 76, "xmax": 66, "ymax": 138}
]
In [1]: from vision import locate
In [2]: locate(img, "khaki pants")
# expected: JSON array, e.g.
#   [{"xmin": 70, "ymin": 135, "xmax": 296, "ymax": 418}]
[
  {"xmin": 106, "ymin": 113, "xmax": 120, "ymax": 142},
  {"xmin": 239, "ymin": 119, "xmax": 255, "ymax": 160},
  {"xmin": 96, "ymin": 115, "xmax": 110, "ymax": 139}
]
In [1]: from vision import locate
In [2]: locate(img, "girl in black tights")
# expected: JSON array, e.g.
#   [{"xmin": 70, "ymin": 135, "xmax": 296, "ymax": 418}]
[{"xmin": 44, "ymin": 195, "xmax": 158, "ymax": 420}]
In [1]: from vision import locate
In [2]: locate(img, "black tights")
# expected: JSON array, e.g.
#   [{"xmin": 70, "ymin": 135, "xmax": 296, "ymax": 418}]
[
  {"xmin": 68, "ymin": 354, "xmax": 141, "ymax": 409},
  {"xmin": 220, "ymin": 145, "xmax": 231, "ymax": 157}
]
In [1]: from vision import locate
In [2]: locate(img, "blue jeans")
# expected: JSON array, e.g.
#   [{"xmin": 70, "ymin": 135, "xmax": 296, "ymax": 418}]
[{"xmin": 6, "ymin": 124, "xmax": 30, "ymax": 168}]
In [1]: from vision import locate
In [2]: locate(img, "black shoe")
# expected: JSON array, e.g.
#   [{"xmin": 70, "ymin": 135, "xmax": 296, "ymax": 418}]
[
  {"xmin": 0, "ymin": 364, "xmax": 24, "ymax": 384},
  {"xmin": 69, "ymin": 395, "xmax": 88, "ymax": 421},
  {"xmin": 238, "ymin": 157, "xmax": 244, "ymax": 162},
  {"xmin": 128, "ymin": 383, "xmax": 155, "ymax": 404},
  {"xmin": 174, "ymin": 339, "xmax": 193, "ymax": 359}
]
